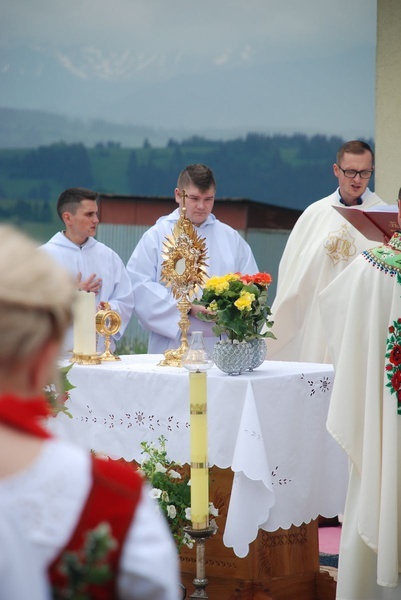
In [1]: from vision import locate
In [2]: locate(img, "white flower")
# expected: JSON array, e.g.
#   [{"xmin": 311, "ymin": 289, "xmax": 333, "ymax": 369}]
[
  {"xmin": 185, "ymin": 507, "xmax": 191, "ymax": 520},
  {"xmin": 210, "ymin": 518, "xmax": 218, "ymax": 534},
  {"xmin": 167, "ymin": 505, "xmax": 177, "ymax": 519},
  {"xmin": 161, "ymin": 490, "xmax": 170, "ymax": 502},
  {"xmin": 155, "ymin": 462, "xmax": 167, "ymax": 474},
  {"xmin": 183, "ymin": 533, "xmax": 194, "ymax": 549},
  {"xmin": 149, "ymin": 488, "xmax": 162, "ymax": 499},
  {"xmin": 168, "ymin": 469, "xmax": 182, "ymax": 479},
  {"xmin": 209, "ymin": 502, "xmax": 219, "ymax": 517}
]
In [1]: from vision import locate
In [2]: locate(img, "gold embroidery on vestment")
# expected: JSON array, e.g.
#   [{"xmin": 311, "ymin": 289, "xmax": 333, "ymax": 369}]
[{"xmin": 323, "ymin": 224, "xmax": 356, "ymax": 265}]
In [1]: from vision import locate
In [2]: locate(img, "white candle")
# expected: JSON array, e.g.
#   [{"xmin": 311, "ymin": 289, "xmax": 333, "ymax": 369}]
[{"xmin": 73, "ymin": 291, "xmax": 96, "ymax": 355}]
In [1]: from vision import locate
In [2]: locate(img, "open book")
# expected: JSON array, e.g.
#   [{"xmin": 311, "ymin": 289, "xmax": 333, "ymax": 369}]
[{"xmin": 333, "ymin": 204, "xmax": 399, "ymax": 242}]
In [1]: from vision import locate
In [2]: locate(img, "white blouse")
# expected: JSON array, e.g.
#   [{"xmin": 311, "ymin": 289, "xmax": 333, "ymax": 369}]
[{"xmin": 0, "ymin": 438, "xmax": 180, "ymax": 600}]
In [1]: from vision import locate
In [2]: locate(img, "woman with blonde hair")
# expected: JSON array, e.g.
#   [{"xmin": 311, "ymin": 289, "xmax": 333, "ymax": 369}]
[{"xmin": 0, "ymin": 225, "xmax": 179, "ymax": 599}]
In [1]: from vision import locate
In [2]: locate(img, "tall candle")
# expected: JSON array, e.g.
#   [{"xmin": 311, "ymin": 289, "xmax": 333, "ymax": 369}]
[
  {"xmin": 189, "ymin": 371, "xmax": 209, "ymax": 529},
  {"xmin": 73, "ymin": 291, "xmax": 96, "ymax": 355}
]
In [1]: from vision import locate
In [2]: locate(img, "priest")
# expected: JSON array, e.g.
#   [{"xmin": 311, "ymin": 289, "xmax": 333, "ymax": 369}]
[
  {"xmin": 319, "ymin": 188, "xmax": 401, "ymax": 599},
  {"xmin": 267, "ymin": 140, "xmax": 385, "ymax": 363}
]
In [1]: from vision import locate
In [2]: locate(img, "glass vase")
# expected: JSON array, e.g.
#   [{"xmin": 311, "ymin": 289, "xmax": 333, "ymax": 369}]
[
  {"xmin": 212, "ymin": 340, "xmax": 253, "ymax": 376},
  {"xmin": 247, "ymin": 338, "xmax": 267, "ymax": 371}
]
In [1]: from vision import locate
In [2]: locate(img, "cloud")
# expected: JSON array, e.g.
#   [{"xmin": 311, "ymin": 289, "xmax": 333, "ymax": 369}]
[
  {"xmin": 2, "ymin": 0, "xmax": 376, "ymax": 61},
  {"xmin": 214, "ymin": 50, "xmax": 232, "ymax": 67},
  {"xmin": 55, "ymin": 52, "xmax": 88, "ymax": 80},
  {"xmin": 0, "ymin": 0, "xmax": 377, "ymax": 137},
  {"xmin": 0, "ymin": 0, "xmax": 376, "ymax": 87}
]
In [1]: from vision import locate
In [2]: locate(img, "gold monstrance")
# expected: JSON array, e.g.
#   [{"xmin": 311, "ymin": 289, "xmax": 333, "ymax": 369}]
[
  {"xmin": 95, "ymin": 302, "xmax": 122, "ymax": 361},
  {"xmin": 158, "ymin": 190, "xmax": 209, "ymax": 367}
]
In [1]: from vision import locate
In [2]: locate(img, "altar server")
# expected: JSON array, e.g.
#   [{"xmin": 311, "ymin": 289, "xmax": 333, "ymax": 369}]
[
  {"xmin": 267, "ymin": 140, "xmax": 385, "ymax": 363},
  {"xmin": 42, "ymin": 187, "xmax": 134, "ymax": 354},
  {"xmin": 0, "ymin": 224, "xmax": 180, "ymax": 600},
  {"xmin": 319, "ymin": 189, "xmax": 401, "ymax": 599},
  {"xmin": 127, "ymin": 163, "xmax": 258, "ymax": 355}
]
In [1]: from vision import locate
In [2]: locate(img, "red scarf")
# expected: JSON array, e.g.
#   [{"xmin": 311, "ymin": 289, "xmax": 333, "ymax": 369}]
[{"xmin": 0, "ymin": 394, "xmax": 52, "ymax": 439}]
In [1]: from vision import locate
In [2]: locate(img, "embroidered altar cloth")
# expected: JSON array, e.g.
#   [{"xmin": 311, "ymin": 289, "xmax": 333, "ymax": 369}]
[{"xmin": 49, "ymin": 355, "xmax": 348, "ymax": 558}]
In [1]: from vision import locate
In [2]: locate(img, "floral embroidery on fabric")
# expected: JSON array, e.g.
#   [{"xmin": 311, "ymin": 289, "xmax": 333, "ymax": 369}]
[
  {"xmin": 52, "ymin": 523, "xmax": 116, "ymax": 600},
  {"xmin": 80, "ymin": 404, "xmax": 188, "ymax": 432},
  {"xmin": 363, "ymin": 233, "xmax": 401, "ymax": 276},
  {"xmin": 271, "ymin": 465, "xmax": 292, "ymax": 486},
  {"xmin": 300, "ymin": 373, "xmax": 332, "ymax": 397},
  {"xmin": 385, "ymin": 280, "xmax": 401, "ymax": 416}
]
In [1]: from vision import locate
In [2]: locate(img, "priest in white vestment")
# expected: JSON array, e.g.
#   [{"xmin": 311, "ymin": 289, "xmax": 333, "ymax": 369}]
[
  {"xmin": 319, "ymin": 193, "xmax": 401, "ymax": 599},
  {"xmin": 267, "ymin": 140, "xmax": 385, "ymax": 363},
  {"xmin": 126, "ymin": 164, "xmax": 258, "ymax": 355}
]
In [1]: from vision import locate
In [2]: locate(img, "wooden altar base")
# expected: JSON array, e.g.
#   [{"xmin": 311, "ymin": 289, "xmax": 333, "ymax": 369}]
[{"xmin": 180, "ymin": 467, "xmax": 337, "ymax": 600}]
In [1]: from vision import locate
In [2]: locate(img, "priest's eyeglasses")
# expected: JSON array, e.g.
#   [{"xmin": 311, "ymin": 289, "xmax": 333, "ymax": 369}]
[{"xmin": 337, "ymin": 166, "xmax": 373, "ymax": 179}]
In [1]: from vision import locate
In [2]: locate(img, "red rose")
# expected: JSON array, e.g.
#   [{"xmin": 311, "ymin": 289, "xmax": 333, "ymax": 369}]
[
  {"xmin": 391, "ymin": 369, "xmax": 401, "ymax": 391},
  {"xmin": 389, "ymin": 344, "xmax": 401, "ymax": 366}
]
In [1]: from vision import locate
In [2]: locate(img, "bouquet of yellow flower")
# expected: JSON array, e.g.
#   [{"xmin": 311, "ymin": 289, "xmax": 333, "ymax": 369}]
[{"xmin": 194, "ymin": 272, "xmax": 276, "ymax": 343}]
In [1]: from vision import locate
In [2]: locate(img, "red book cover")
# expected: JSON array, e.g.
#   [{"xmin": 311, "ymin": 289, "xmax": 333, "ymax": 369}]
[{"xmin": 333, "ymin": 204, "xmax": 399, "ymax": 242}]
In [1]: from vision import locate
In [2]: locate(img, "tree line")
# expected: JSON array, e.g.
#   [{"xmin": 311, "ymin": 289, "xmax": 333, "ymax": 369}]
[{"xmin": 0, "ymin": 133, "xmax": 375, "ymax": 221}]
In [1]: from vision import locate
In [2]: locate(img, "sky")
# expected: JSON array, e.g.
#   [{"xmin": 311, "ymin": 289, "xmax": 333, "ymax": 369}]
[{"xmin": 0, "ymin": 0, "xmax": 378, "ymax": 140}]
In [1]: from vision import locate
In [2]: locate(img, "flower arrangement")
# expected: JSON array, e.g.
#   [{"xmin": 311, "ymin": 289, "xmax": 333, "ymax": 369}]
[
  {"xmin": 44, "ymin": 364, "xmax": 75, "ymax": 418},
  {"xmin": 194, "ymin": 272, "xmax": 276, "ymax": 343},
  {"xmin": 139, "ymin": 436, "xmax": 218, "ymax": 552}
]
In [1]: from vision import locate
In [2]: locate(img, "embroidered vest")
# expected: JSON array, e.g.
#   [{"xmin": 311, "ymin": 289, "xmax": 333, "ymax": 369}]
[
  {"xmin": 0, "ymin": 394, "xmax": 143, "ymax": 599},
  {"xmin": 49, "ymin": 456, "xmax": 142, "ymax": 599}
]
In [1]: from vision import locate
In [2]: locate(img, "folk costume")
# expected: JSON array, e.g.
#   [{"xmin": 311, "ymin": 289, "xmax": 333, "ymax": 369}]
[
  {"xmin": 127, "ymin": 208, "xmax": 258, "ymax": 355},
  {"xmin": 267, "ymin": 189, "xmax": 384, "ymax": 363},
  {"xmin": 319, "ymin": 232, "xmax": 401, "ymax": 599},
  {"xmin": 0, "ymin": 506, "xmax": 51, "ymax": 600},
  {"xmin": 42, "ymin": 233, "xmax": 134, "ymax": 354},
  {"xmin": 0, "ymin": 394, "xmax": 179, "ymax": 600}
]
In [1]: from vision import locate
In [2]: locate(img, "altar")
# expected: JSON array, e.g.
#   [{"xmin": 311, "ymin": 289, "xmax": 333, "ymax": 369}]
[{"xmin": 50, "ymin": 355, "xmax": 348, "ymax": 599}]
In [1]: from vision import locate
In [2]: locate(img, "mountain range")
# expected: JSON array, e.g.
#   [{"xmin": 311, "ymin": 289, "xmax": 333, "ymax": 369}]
[{"xmin": 0, "ymin": 41, "xmax": 375, "ymax": 149}]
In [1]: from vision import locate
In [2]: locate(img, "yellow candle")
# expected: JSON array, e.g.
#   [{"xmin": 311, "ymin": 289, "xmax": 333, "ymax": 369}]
[
  {"xmin": 73, "ymin": 291, "xmax": 96, "ymax": 355},
  {"xmin": 189, "ymin": 371, "xmax": 209, "ymax": 529}
]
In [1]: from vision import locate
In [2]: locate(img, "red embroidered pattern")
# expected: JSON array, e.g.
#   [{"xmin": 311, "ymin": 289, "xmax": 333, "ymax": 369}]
[{"xmin": 385, "ymin": 318, "xmax": 401, "ymax": 415}]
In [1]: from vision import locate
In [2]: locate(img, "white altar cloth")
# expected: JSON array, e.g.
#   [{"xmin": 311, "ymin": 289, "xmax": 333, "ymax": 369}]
[{"xmin": 49, "ymin": 354, "xmax": 348, "ymax": 558}]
